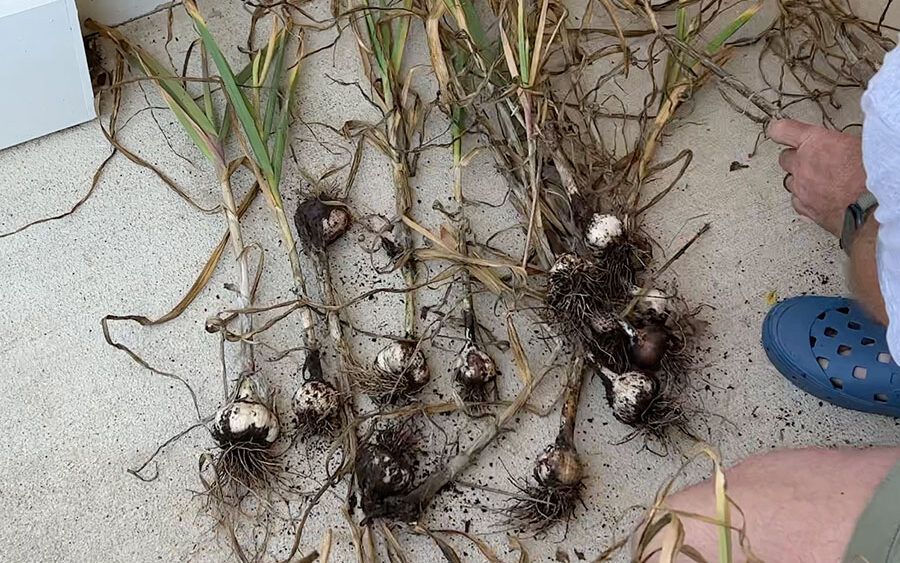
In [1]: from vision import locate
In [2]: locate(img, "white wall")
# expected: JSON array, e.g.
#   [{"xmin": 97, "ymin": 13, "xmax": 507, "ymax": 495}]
[{"xmin": 75, "ymin": 0, "xmax": 163, "ymax": 24}]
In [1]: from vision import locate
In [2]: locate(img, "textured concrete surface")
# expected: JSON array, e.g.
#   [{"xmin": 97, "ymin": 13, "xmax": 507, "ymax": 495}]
[{"xmin": 3, "ymin": 1, "xmax": 900, "ymax": 561}]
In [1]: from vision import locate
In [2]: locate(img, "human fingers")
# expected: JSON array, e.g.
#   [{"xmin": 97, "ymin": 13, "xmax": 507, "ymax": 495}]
[
  {"xmin": 791, "ymin": 195, "xmax": 814, "ymax": 219},
  {"xmin": 779, "ymin": 148, "xmax": 798, "ymax": 173},
  {"xmin": 768, "ymin": 119, "xmax": 815, "ymax": 148}
]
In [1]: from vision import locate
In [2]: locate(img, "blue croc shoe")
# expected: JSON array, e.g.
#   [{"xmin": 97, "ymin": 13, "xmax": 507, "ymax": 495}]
[{"xmin": 762, "ymin": 295, "xmax": 900, "ymax": 417}]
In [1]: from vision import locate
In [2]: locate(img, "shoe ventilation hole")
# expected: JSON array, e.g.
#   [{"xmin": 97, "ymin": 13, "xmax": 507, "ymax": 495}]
[
  {"xmin": 875, "ymin": 393, "xmax": 889, "ymax": 403},
  {"xmin": 817, "ymin": 311, "xmax": 827, "ymax": 320},
  {"xmin": 838, "ymin": 345, "xmax": 852, "ymax": 356},
  {"xmin": 848, "ymin": 321, "xmax": 862, "ymax": 330},
  {"xmin": 830, "ymin": 377, "xmax": 843, "ymax": 389},
  {"xmin": 824, "ymin": 327, "xmax": 838, "ymax": 337},
  {"xmin": 878, "ymin": 353, "xmax": 893, "ymax": 364},
  {"xmin": 810, "ymin": 336, "xmax": 817, "ymax": 347},
  {"xmin": 853, "ymin": 366, "xmax": 868, "ymax": 380},
  {"xmin": 862, "ymin": 337, "xmax": 876, "ymax": 346},
  {"xmin": 817, "ymin": 357, "xmax": 830, "ymax": 369},
  {"xmin": 837, "ymin": 306, "xmax": 850, "ymax": 314}
]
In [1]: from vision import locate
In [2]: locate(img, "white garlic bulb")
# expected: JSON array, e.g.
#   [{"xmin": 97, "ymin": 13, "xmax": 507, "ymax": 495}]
[
  {"xmin": 585, "ymin": 214, "xmax": 623, "ymax": 251},
  {"xmin": 608, "ymin": 370, "xmax": 657, "ymax": 426},
  {"xmin": 212, "ymin": 378, "xmax": 279, "ymax": 446},
  {"xmin": 533, "ymin": 444, "xmax": 584, "ymax": 487},
  {"xmin": 293, "ymin": 379, "xmax": 339, "ymax": 421},
  {"xmin": 374, "ymin": 341, "xmax": 430, "ymax": 388}
]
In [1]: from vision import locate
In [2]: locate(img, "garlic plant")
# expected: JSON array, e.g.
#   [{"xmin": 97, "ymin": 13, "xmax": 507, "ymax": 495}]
[
  {"xmin": 345, "ymin": 0, "xmax": 432, "ymax": 402},
  {"xmin": 507, "ymin": 358, "xmax": 586, "ymax": 532},
  {"xmin": 87, "ymin": 18, "xmax": 289, "ymax": 490}
]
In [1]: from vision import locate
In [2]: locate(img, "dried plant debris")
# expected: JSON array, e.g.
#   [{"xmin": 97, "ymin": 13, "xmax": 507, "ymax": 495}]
[
  {"xmin": 760, "ymin": 0, "xmax": 896, "ymax": 121},
  {"xmin": 84, "ymin": 35, "xmax": 110, "ymax": 92},
  {"xmin": 596, "ymin": 445, "xmax": 765, "ymax": 562}
]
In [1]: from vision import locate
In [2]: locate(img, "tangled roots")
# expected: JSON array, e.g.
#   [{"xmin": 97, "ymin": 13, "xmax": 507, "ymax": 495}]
[{"xmin": 201, "ymin": 442, "xmax": 283, "ymax": 503}]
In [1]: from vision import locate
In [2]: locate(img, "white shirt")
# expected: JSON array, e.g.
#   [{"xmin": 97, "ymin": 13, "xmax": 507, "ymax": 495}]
[{"xmin": 863, "ymin": 44, "xmax": 900, "ymax": 360}]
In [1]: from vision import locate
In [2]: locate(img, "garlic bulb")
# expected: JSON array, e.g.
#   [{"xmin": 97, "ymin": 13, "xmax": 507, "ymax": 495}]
[
  {"xmin": 320, "ymin": 206, "xmax": 352, "ymax": 246},
  {"xmin": 632, "ymin": 286, "xmax": 668, "ymax": 318},
  {"xmin": 456, "ymin": 345, "xmax": 498, "ymax": 386},
  {"xmin": 357, "ymin": 424, "xmax": 418, "ymax": 514},
  {"xmin": 360, "ymin": 445, "xmax": 415, "ymax": 497},
  {"xmin": 293, "ymin": 379, "xmax": 339, "ymax": 422},
  {"xmin": 212, "ymin": 378, "xmax": 279, "ymax": 446},
  {"xmin": 585, "ymin": 214, "xmax": 623, "ymax": 251},
  {"xmin": 533, "ymin": 444, "xmax": 584, "ymax": 487},
  {"xmin": 374, "ymin": 341, "xmax": 430, "ymax": 389},
  {"xmin": 549, "ymin": 252, "xmax": 581, "ymax": 275},
  {"xmin": 629, "ymin": 326, "xmax": 669, "ymax": 370},
  {"xmin": 607, "ymin": 370, "xmax": 658, "ymax": 426},
  {"xmin": 294, "ymin": 197, "xmax": 352, "ymax": 249}
]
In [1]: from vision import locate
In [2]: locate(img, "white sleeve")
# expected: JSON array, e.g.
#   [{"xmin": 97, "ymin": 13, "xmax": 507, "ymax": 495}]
[{"xmin": 862, "ymin": 42, "xmax": 900, "ymax": 360}]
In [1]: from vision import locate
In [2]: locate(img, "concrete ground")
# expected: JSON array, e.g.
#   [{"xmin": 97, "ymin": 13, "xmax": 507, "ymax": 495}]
[{"xmin": 3, "ymin": 1, "xmax": 900, "ymax": 561}]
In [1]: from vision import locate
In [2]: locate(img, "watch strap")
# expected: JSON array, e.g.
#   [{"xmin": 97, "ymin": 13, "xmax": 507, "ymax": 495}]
[
  {"xmin": 840, "ymin": 191, "xmax": 878, "ymax": 254},
  {"xmin": 856, "ymin": 191, "xmax": 879, "ymax": 212}
]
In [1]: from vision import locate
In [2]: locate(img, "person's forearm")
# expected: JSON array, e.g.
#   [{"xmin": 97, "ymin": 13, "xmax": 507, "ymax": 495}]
[{"xmin": 849, "ymin": 216, "xmax": 889, "ymax": 325}]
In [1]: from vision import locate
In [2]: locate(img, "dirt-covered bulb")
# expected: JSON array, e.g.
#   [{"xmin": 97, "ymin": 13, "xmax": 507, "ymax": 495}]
[
  {"xmin": 607, "ymin": 370, "xmax": 658, "ymax": 426},
  {"xmin": 294, "ymin": 197, "xmax": 352, "ymax": 249},
  {"xmin": 629, "ymin": 325, "xmax": 669, "ymax": 370},
  {"xmin": 632, "ymin": 287, "xmax": 668, "ymax": 318},
  {"xmin": 374, "ymin": 341, "xmax": 430, "ymax": 390},
  {"xmin": 293, "ymin": 379, "xmax": 339, "ymax": 422},
  {"xmin": 211, "ymin": 378, "xmax": 279, "ymax": 446},
  {"xmin": 356, "ymin": 425, "xmax": 418, "ymax": 515},
  {"xmin": 360, "ymin": 445, "xmax": 414, "ymax": 498},
  {"xmin": 533, "ymin": 444, "xmax": 583, "ymax": 487},
  {"xmin": 585, "ymin": 213, "xmax": 623, "ymax": 251},
  {"xmin": 457, "ymin": 345, "xmax": 498, "ymax": 386},
  {"xmin": 549, "ymin": 252, "xmax": 581, "ymax": 275},
  {"xmin": 321, "ymin": 206, "xmax": 351, "ymax": 245}
]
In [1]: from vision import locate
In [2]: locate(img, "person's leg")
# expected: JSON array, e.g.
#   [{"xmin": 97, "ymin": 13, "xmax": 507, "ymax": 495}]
[{"xmin": 644, "ymin": 447, "xmax": 900, "ymax": 562}]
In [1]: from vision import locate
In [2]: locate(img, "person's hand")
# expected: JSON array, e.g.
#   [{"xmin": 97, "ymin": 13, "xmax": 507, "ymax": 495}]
[{"xmin": 769, "ymin": 119, "xmax": 867, "ymax": 236}]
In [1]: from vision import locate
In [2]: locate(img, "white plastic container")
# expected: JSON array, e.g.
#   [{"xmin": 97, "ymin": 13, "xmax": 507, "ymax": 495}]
[{"xmin": 0, "ymin": 0, "xmax": 94, "ymax": 150}]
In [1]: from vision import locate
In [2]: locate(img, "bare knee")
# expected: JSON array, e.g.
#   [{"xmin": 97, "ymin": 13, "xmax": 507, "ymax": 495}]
[{"xmin": 637, "ymin": 447, "xmax": 900, "ymax": 563}]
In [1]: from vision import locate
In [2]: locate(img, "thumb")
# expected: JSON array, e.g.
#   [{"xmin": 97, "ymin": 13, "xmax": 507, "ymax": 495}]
[{"xmin": 768, "ymin": 119, "xmax": 815, "ymax": 148}]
